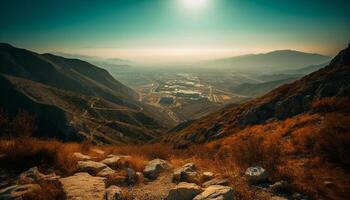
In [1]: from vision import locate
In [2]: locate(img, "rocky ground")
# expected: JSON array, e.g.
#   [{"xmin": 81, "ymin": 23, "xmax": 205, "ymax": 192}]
[{"xmin": 0, "ymin": 149, "xmax": 310, "ymax": 200}]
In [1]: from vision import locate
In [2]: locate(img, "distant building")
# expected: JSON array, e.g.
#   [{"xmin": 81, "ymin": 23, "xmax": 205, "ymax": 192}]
[
  {"xmin": 159, "ymin": 96, "xmax": 174, "ymax": 106},
  {"xmin": 175, "ymin": 90, "xmax": 201, "ymax": 99}
]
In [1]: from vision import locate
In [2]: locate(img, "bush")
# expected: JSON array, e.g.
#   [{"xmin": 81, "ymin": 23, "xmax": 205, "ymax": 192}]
[
  {"xmin": 315, "ymin": 113, "xmax": 350, "ymax": 169},
  {"xmin": 232, "ymin": 135, "xmax": 282, "ymax": 172}
]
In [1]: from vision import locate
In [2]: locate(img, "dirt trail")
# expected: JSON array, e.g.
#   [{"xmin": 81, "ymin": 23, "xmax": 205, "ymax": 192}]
[{"xmin": 122, "ymin": 170, "xmax": 176, "ymax": 200}]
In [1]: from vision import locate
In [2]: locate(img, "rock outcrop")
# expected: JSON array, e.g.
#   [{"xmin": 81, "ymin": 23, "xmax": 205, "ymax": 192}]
[{"xmin": 143, "ymin": 159, "xmax": 169, "ymax": 180}]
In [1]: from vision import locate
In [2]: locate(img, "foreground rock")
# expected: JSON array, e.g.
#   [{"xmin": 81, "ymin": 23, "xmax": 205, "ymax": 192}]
[
  {"xmin": 245, "ymin": 166, "xmax": 269, "ymax": 183},
  {"xmin": 202, "ymin": 178, "xmax": 229, "ymax": 187},
  {"xmin": 59, "ymin": 172, "xmax": 106, "ymax": 200},
  {"xmin": 166, "ymin": 182, "xmax": 203, "ymax": 200},
  {"xmin": 193, "ymin": 185, "xmax": 234, "ymax": 200},
  {"xmin": 101, "ymin": 156, "xmax": 121, "ymax": 168},
  {"xmin": 106, "ymin": 185, "xmax": 122, "ymax": 200},
  {"xmin": 143, "ymin": 159, "xmax": 169, "ymax": 180},
  {"xmin": 77, "ymin": 160, "xmax": 108, "ymax": 174},
  {"xmin": 18, "ymin": 167, "xmax": 60, "ymax": 184},
  {"xmin": 0, "ymin": 184, "xmax": 41, "ymax": 199},
  {"xmin": 172, "ymin": 163, "xmax": 198, "ymax": 183},
  {"xmin": 97, "ymin": 167, "xmax": 115, "ymax": 177},
  {"xmin": 201, "ymin": 172, "xmax": 214, "ymax": 182}
]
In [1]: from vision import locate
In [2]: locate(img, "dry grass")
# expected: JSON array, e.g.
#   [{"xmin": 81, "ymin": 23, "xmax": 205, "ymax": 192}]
[{"xmin": 0, "ymin": 97, "xmax": 349, "ymax": 199}]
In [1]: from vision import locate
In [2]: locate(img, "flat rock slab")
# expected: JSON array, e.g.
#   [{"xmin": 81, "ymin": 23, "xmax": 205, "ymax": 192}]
[
  {"xmin": 194, "ymin": 185, "xmax": 234, "ymax": 200},
  {"xmin": 59, "ymin": 172, "xmax": 106, "ymax": 200},
  {"xmin": 166, "ymin": 182, "xmax": 203, "ymax": 200}
]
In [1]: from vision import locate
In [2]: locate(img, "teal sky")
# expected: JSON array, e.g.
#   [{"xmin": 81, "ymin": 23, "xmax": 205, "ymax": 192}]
[{"xmin": 1, "ymin": 0, "xmax": 349, "ymax": 64}]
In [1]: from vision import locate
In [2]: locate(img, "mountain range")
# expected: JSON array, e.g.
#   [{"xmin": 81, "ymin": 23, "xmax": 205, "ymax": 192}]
[
  {"xmin": 165, "ymin": 45, "xmax": 350, "ymax": 145},
  {"xmin": 205, "ymin": 50, "xmax": 331, "ymax": 72}
]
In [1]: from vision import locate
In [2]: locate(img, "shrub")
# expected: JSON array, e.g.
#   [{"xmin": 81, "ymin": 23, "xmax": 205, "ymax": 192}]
[
  {"xmin": 315, "ymin": 113, "xmax": 350, "ymax": 169},
  {"xmin": 232, "ymin": 135, "xmax": 282, "ymax": 172}
]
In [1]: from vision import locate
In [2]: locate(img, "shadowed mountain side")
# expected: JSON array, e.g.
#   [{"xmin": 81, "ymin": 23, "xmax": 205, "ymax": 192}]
[
  {"xmin": 0, "ymin": 43, "xmax": 137, "ymax": 108},
  {"xmin": 166, "ymin": 45, "xmax": 350, "ymax": 144},
  {"xmin": 0, "ymin": 75, "xmax": 80, "ymax": 141},
  {"xmin": 0, "ymin": 74, "xmax": 164, "ymax": 143},
  {"xmin": 0, "ymin": 43, "xmax": 176, "ymax": 143}
]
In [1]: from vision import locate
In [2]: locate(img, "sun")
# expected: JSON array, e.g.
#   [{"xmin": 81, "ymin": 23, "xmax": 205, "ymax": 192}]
[{"xmin": 181, "ymin": 0, "xmax": 208, "ymax": 10}]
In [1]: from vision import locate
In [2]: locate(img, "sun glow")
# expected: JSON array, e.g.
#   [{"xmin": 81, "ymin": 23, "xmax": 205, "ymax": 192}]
[{"xmin": 181, "ymin": 0, "xmax": 208, "ymax": 10}]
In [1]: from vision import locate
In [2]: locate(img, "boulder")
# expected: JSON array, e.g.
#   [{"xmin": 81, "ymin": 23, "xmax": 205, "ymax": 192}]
[
  {"xmin": 172, "ymin": 163, "xmax": 197, "ymax": 183},
  {"xmin": 143, "ymin": 159, "xmax": 168, "ymax": 180},
  {"xmin": 106, "ymin": 185, "xmax": 122, "ymax": 200},
  {"xmin": 101, "ymin": 156, "xmax": 121, "ymax": 168},
  {"xmin": 202, "ymin": 178, "xmax": 229, "ymax": 187},
  {"xmin": 77, "ymin": 161, "xmax": 108, "ymax": 175},
  {"xmin": 193, "ymin": 185, "xmax": 234, "ymax": 200},
  {"xmin": 97, "ymin": 167, "xmax": 115, "ymax": 177},
  {"xmin": 166, "ymin": 182, "xmax": 203, "ymax": 200},
  {"xmin": 0, "ymin": 184, "xmax": 41, "ymax": 199},
  {"xmin": 245, "ymin": 166, "xmax": 269, "ymax": 183},
  {"xmin": 59, "ymin": 172, "xmax": 106, "ymax": 200},
  {"xmin": 73, "ymin": 152, "xmax": 92, "ymax": 161}
]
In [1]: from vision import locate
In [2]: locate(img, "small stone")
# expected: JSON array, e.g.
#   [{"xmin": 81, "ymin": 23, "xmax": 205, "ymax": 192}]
[
  {"xmin": 202, "ymin": 178, "xmax": 229, "ymax": 187},
  {"xmin": 245, "ymin": 166, "xmax": 269, "ymax": 183},
  {"xmin": 101, "ymin": 156, "xmax": 121, "ymax": 168},
  {"xmin": 77, "ymin": 161, "xmax": 108, "ymax": 175},
  {"xmin": 127, "ymin": 168, "xmax": 136, "ymax": 184},
  {"xmin": 97, "ymin": 167, "xmax": 115, "ymax": 177},
  {"xmin": 201, "ymin": 172, "xmax": 214, "ymax": 182},
  {"xmin": 106, "ymin": 185, "xmax": 122, "ymax": 200}
]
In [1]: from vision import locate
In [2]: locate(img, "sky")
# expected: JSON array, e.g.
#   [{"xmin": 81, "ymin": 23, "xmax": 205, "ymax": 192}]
[{"xmin": 0, "ymin": 0, "xmax": 349, "ymax": 64}]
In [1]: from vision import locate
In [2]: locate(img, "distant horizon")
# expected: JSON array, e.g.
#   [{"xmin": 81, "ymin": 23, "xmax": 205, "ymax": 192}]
[{"xmin": 1, "ymin": 0, "xmax": 349, "ymax": 64}]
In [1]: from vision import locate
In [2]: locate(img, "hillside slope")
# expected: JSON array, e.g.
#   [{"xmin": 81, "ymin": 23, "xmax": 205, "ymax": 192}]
[
  {"xmin": 0, "ymin": 43, "xmax": 175, "ymax": 143},
  {"xmin": 166, "ymin": 44, "xmax": 349, "ymax": 144}
]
